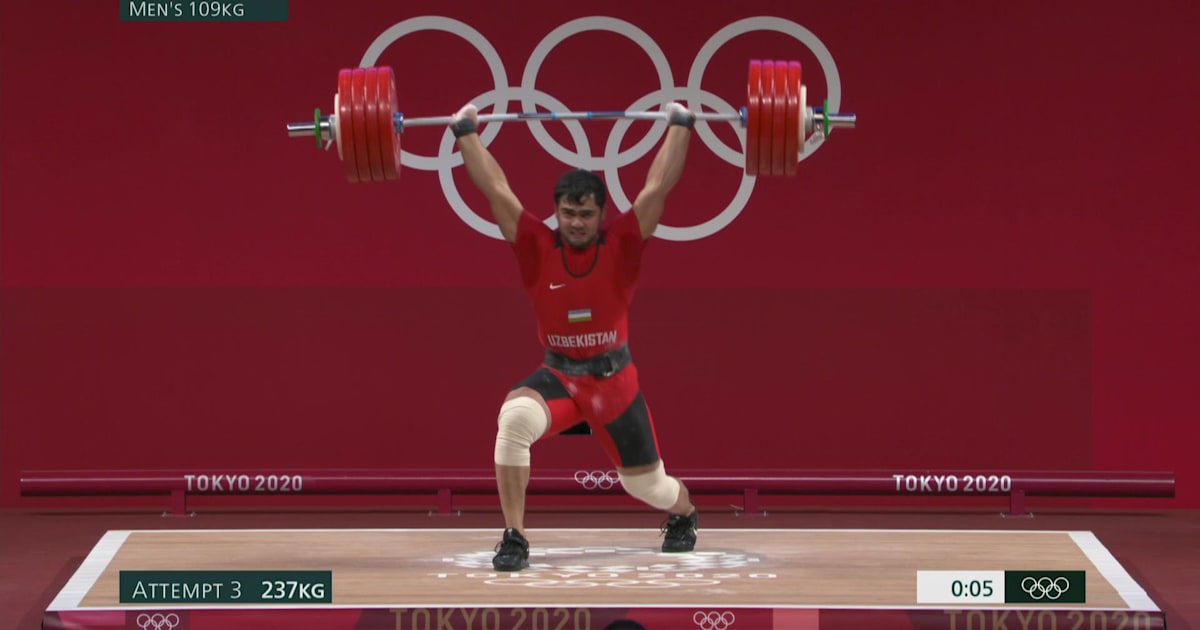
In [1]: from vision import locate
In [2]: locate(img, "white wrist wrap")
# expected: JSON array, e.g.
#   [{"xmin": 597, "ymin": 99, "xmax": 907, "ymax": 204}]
[
  {"xmin": 618, "ymin": 461, "xmax": 680, "ymax": 511},
  {"xmin": 494, "ymin": 397, "xmax": 549, "ymax": 467}
]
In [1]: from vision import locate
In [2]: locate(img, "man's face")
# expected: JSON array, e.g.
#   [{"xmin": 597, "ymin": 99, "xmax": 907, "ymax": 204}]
[{"xmin": 555, "ymin": 195, "xmax": 605, "ymax": 249}]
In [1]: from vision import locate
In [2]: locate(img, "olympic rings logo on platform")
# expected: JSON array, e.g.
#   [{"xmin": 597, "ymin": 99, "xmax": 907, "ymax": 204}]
[
  {"xmin": 694, "ymin": 611, "xmax": 737, "ymax": 630},
  {"xmin": 574, "ymin": 469, "xmax": 620, "ymax": 490},
  {"xmin": 360, "ymin": 16, "xmax": 842, "ymax": 241},
  {"xmin": 1021, "ymin": 576, "xmax": 1071, "ymax": 600},
  {"xmin": 135, "ymin": 613, "xmax": 181, "ymax": 630},
  {"xmin": 444, "ymin": 546, "xmax": 765, "ymax": 574}
]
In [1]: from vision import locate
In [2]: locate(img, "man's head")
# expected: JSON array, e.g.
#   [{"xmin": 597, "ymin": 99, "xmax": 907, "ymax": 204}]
[
  {"xmin": 553, "ymin": 169, "xmax": 607, "ymax": 250},
  {"xmin": 602, "ymin": 621, "xmax": 647, "ymax": 630}
]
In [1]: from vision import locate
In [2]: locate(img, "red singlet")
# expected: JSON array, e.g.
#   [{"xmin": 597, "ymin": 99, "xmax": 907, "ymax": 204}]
[{"xmin": 513, "ymin": 209, "xmax": 645, "ymax": 360}]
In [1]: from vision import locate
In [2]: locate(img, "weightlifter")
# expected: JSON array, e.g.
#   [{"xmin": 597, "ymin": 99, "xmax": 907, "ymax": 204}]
[{"xmin": 450, "ymin": 101, "xmax": 700, "ymax": 571}]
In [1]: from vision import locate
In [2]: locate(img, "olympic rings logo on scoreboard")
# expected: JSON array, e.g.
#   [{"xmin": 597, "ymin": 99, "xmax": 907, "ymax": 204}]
[
  {"xmin": 574, "ymin": 470, "xmax": 620, "ymax": 490},
  {"xmin": 694, "ymin": 611, "xmax": 737, "ymax": 630},
  {"xmin": 359, "ymin": 16, "xmax": 843, "ymax": 241},
  {"xmin": 134, "ymin": 613, "xmax": 182, "ymax": 630},
  {"xmin": 1021, "ymin": 576, "xmax": 1071, "ymax": 600}
]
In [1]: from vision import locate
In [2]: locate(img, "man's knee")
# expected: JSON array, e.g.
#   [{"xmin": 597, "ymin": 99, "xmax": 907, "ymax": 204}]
[
  {"xmin": 494, "ymin": 396, "xmax": 549, "ymax": 467},
  {"xmin": 618, "ymin": 461, "xmax": 680, "ymax": 510}
]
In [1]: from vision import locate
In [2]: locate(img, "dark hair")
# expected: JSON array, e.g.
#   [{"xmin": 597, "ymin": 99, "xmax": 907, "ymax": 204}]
[
  {"xmin": 602, "ymin": 621, "xmax": 647, "ymax": 630},
  {"xmin": 553, "ymin": 169, "xmax": 607, "ymax": 208}
]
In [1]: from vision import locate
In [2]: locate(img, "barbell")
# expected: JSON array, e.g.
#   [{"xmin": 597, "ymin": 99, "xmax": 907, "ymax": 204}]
[{"xmin": 285, "ymin": 60, "xmax": 856, "ymax": 183}]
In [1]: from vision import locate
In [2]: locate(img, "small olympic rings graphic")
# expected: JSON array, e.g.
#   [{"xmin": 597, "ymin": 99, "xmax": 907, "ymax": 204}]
[
  {"xmin": 360, "ymin": 16, "xmax": 843, "ymax": 242},
  {"xmin": 1021, "ymin": 576, "xmax": 1071, "ymax": 600},
  {"xmin": 135, "ymin": 613, "xmax": 181, "ymax": 630},
  {"xmin": 573, "ymin": 470, "xmax": 620, "ymax": 490},
  {"xmin": 693, "ymin": 610, "xmax": 737, "ymax": 630}
]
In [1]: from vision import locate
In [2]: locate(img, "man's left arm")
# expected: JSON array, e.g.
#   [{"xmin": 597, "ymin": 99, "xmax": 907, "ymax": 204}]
[{"xmin": 631, "ymin": 103, "xmax": 694, "ymax": 240}]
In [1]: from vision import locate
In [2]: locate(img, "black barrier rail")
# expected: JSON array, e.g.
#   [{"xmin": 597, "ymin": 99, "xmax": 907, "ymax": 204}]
[{"xmin": 19, "ymin": 469, "xmax": 1175, "ymax": 517}]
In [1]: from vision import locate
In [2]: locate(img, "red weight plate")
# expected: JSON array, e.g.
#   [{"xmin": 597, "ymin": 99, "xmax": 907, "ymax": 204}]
[
  {"xmin": 337, "ymin": 69, "xmax": 359, "ymax": 183},
  {"xmin": 350, "ymin": 69, "xmax": 372, "ymax": 183},
  {"xmin": 745, "ymin": 60, "xmax": 762, "ymax": 176},
  {"xmin": 784, "ymin": 61, "xmax": 801, "ymax": 176},
  {"xmin": 377, "ymin": 67, "xmax": 401, "ymax": 181},
  {"xmin": 771, "ymin": 60, "xmax": 788, "ymax": 176},
  {"xmin": 758, "ymin": 60, "xmax": 775, "ymax": 177},
  {"xmin": 362, "ymin": 67, "xmax": 385, "ymax": 182}
]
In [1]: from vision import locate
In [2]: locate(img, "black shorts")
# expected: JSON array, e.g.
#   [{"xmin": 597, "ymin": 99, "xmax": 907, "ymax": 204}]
[{"xmin": 514, "ymin": 364, "xmax": 660, "ymax": 468}]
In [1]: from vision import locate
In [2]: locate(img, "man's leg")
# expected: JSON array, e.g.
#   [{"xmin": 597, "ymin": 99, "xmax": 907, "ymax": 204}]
[
  {"xmin": 593, "ymin": 380, "xmax": 699, "ymax": 552},
  {"xmin": 495, "ymin": 388, "xmax": 550, "ymax": 533},
  {"xmin": 492, "ymin": 388, "xmax": 550, "ymax": 570},
  {"xmin": 618, "ymin": 460, "xmax": 695, "ymax": 517}
]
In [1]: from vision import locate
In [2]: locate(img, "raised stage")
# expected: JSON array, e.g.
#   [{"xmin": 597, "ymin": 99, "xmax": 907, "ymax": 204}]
[{"xmin": 44, "ymin": 528, "xmax": 1164, "ymax": 629}]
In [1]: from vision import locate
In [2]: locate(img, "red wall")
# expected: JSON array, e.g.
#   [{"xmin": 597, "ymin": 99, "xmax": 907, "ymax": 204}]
[{"xmin": 2, "ymin": 1, "xmax": 1197, "ymax": 506}]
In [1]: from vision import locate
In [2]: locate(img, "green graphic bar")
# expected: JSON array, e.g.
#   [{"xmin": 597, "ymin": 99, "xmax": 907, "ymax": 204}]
[
  {"xmin": 120, "ymin": 0, "xmax": 288, "ymax": 22},
  {"xmin": 1004, "ymin": 571, "xmax": 1086, "ymax": 604},
  {"xmin": 119, "ymin": 570, "xmax": 331, "ymax": 603}
]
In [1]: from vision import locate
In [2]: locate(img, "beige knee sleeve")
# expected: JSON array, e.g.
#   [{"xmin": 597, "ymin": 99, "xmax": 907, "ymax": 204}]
[
  {"xmin": 494, "ymin": 397, "xmax": 549, "ymax": 467},
  {"xmin": 618, "ymin": 461, "xmax": 681, "ymax": 511}
]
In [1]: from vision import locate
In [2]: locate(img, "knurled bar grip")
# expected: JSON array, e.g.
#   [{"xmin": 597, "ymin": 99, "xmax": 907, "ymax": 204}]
[{"xmin": 407, "ymin": 110, "xmax": 743, "ymax": 127}]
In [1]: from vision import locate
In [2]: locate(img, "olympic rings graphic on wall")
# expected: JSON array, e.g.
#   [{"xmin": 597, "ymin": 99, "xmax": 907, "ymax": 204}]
[
  {"xmin": 574, "ymin": 470, "xmax": 620, "ymax": 490},
  {"xmin": 694, "ymin": 610, "xmax": 737, "ymax": 630},
  {"xmin": 1021, "ymin": 576, "xmax": 1071, "ymax": 600},
  {"xmin": 360, "ymin": 16, "xmax": 843, "ymax": 241},
  {"xmin": 136, "ymin": 613, "xmax": 181, "ymax": 630}
]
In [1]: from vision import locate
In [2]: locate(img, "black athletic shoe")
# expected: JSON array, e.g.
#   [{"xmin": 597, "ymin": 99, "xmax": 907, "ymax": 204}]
[
  {"xmin": 660, "ymin": 508, "xmax": 698, "ymax": 552},
  {"xmin": 492, "ymin": 528, "xmax": 530, "ymax": 571}
]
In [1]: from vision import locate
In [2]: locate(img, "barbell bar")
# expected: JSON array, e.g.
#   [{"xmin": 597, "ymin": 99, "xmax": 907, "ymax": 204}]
[{"xmin": 286, "ymin": 60, "xmax": 856, "ymax": 183}]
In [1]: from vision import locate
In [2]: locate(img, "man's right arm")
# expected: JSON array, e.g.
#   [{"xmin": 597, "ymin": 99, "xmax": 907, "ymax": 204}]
[{"xmin": 452, "ymin": 104, "xmax": 522, "ymax": 243}]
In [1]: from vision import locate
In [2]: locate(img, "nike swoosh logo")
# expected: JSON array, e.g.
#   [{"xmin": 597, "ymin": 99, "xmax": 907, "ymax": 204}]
[{"xmin": 549, "ymin": 283, "xmax": 567, "ymax": 290}]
